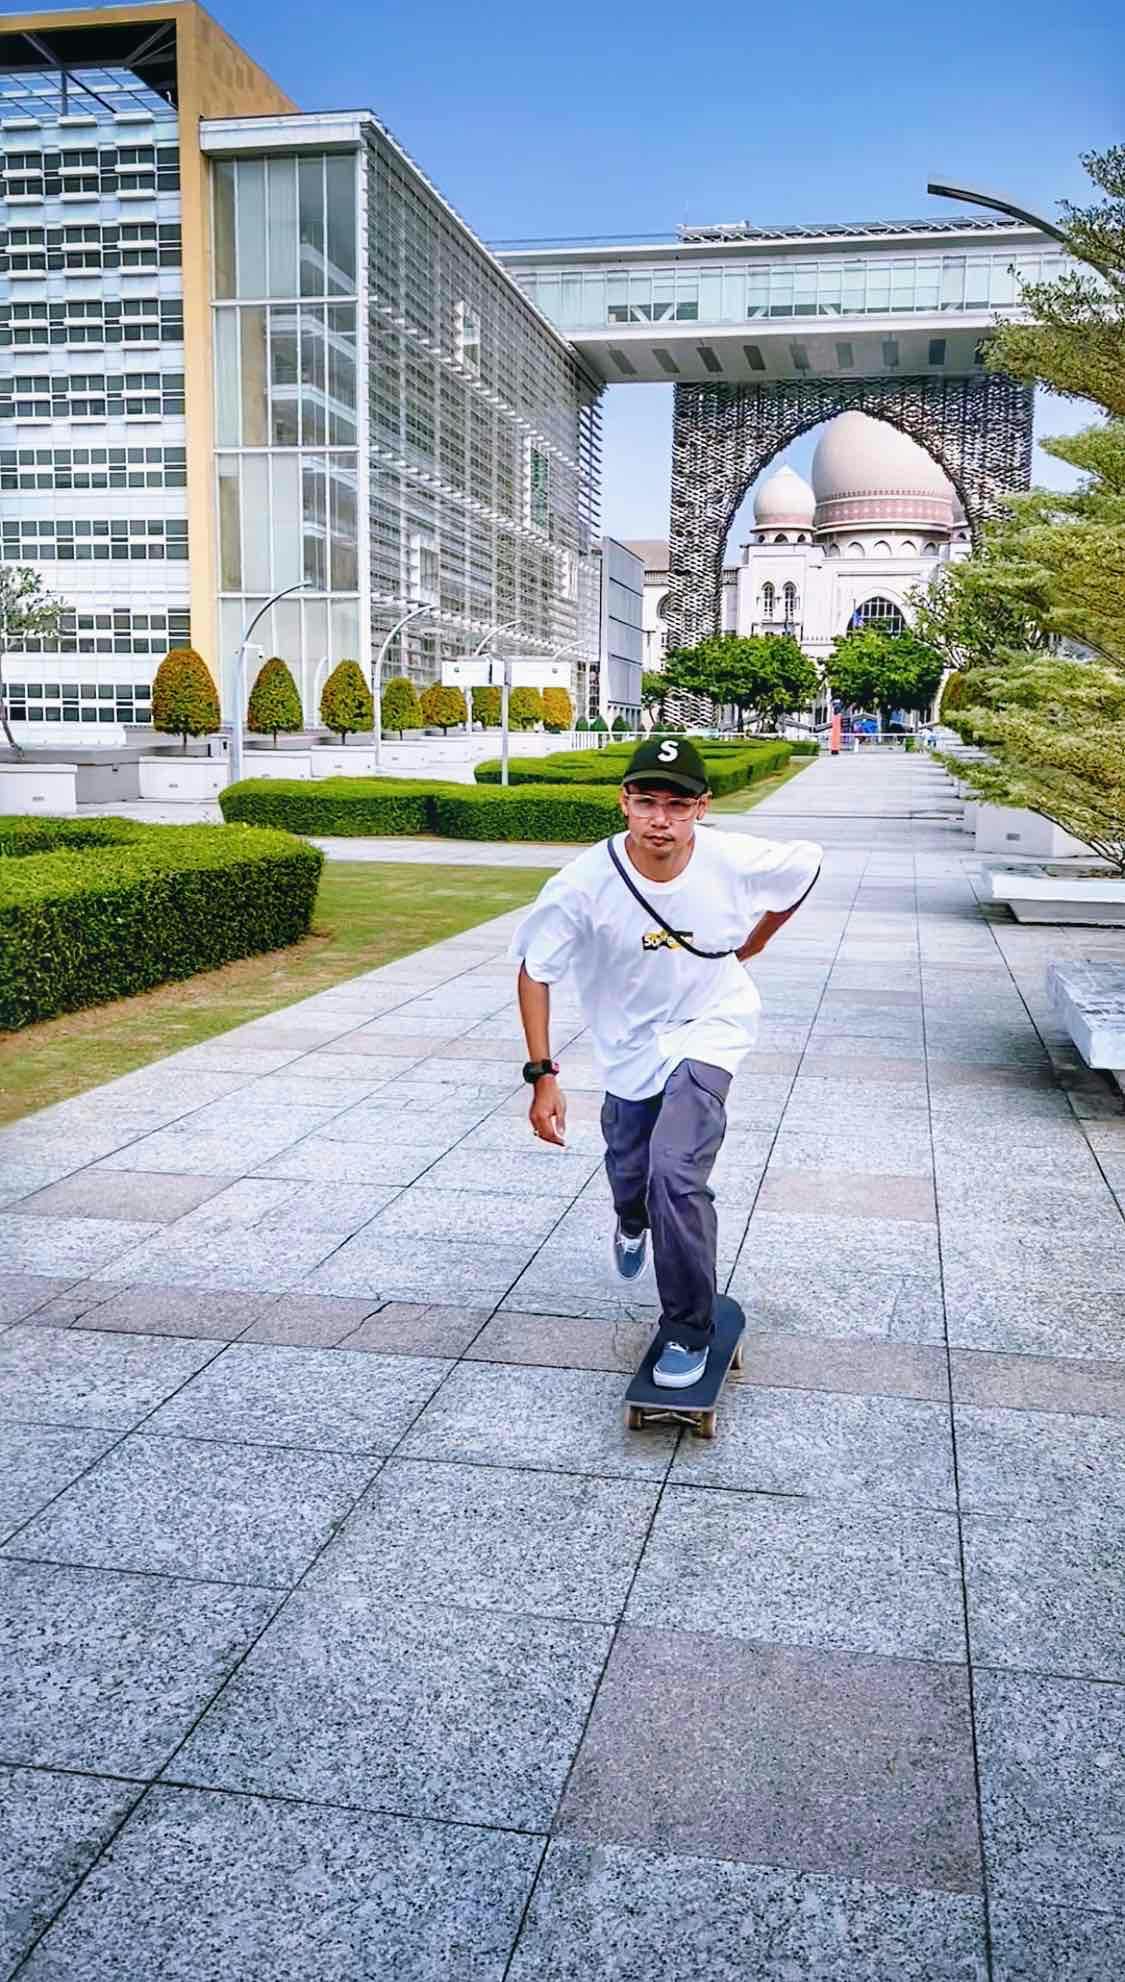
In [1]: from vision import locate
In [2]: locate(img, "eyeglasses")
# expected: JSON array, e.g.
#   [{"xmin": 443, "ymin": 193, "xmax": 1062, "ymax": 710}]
[{"xmin": 625, "ymin": 793, "xmax": 701, "ymax": 821}]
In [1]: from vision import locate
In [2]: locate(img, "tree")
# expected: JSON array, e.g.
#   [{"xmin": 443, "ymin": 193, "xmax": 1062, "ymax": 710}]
[
  {"xmin": 319, "ymin": 659, "xmax": 373, "ymax": 742},
  {"xmin": 908, "ymin": 551, "xmax": 1053, "ymax": 677},
  {"xmin": 988, "ymin": 147, "xmax": 1125, "ymax": 419},
  {"xmin": 542, "ymin": 686, "xmax": 573, "ymax": 733},
  {"xmin": 381, "ymin": 674, "xmax": 422, "ymax": 738},
  {"xmin": 747, "ymin": 635, "xmax": 821, "ymax": 730},
  {"xmin": 509, "ymin": 685, "xmax": 544, "ymax": 730},
  {"xmin": 977, "ymin": 424, "xmax": 1125, "ymax": 666},
  {"xmin": 642, "ymin": 670, "xmax": 667, "ymax": 725},
  {"xmin": 945, "ymin": 656, "xmax": 1125, "ymax": 870},
  {"xmin": 474, "ymin": 684, "xmax": 501, "ymax": 726},
  {"xmin": 663, "ymin": 633, "xmax": 819, "ymax": 732},
  {"xmin": 611, "ymin": 714, "xmax": 630, "ymax": 737},
  {"xmin": 0, "ymin": 567, "xmax": 65, "ymax": 755},
  {"xmin": 152, "ymin": 647, "xmax": 220, "ymax": 753},
  {"xmin": 420, "ymin": 682, "xmax": 467, "ymax": 732},
  {"xmin": 826, "ymin": 629, "xmax": 944, "ymax": 730},
  {"xmin": 575, "ymin": 713, "xmax": 590, "ymax": 734},
  {"xmin": 247, "ymin": 656, "xmax": 302, "ymax": 747}
]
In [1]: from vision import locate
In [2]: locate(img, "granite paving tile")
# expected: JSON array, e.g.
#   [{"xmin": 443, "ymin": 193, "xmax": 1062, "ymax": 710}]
[
  {"xmin": 0, "ymin": 1764, "xmax": 142, "ymax": 1977},
  {"xmin": 465, "ymin": 1310, "xmax": 653, "ymax": 1373},
  {"xmin": 555, "ymin": 1628, "xmax": 980, "ymax": 1892},
  {"xmin": 741, "ymin": 1332, "xmax": 948, "ymax": 1401},
  {"xmin": 174, "ymin": 1590, "xmax": 610, "ymax": 1829},
  {"xmin": 962, "ymin": 1514, "xmax": 1125, "ymax": 1682},
  {"xmin": 0, "ymin": 1558, "xmax": 275, "ymax": 1775},
  {"xmin": 955, "ymin": 1404, "xmax": 1125, "ymax": 1518},
  {"xmin": 626, "ymin": 1488, "xmax": 963, "ymax": 1661},
  {"xmin": 0, "ymin": 1325, "xmax": 218, "ymax": 1429},
  {"xmin": 0, "ymin": 1422, "xmax": 117, "ymax": 1543},
  {"xmin": 419, "ymin": 1143, "xmax": 601, "ymax": 1197},
  {"xmin": 400, "ymin": 1362, "xmax": 677, "ymax": 1481},
  {"xmin": 234, "ymin": 1293, "xmax": 379, "ymax": 1348},
  {"xmin": 76, "ymin": 1285, "xmax": 274, "ymax": 1339},
  {"xmin": 0, "ymin": 1274, "xmax": 78, "ymax": 1326},
  {"xmin": 671, "ymin": 1383, "xmax": 956, "ymax": 1507},
  {"xmin": 19, "ymin": 1786, "xmax": 541, "ymax": 1982},
  {"xmin": 88, "ymin": 1224, "xmax": 341, "ymax": 1295},
  {"xmin": 727, "ymin": 1254, "xmax": 946, "ymax": 1345},
  {"xmin": 735, "ymin": 1212, "xmax": 940, "ymax": 1275},
  {"xmin": 950, "ymin": 1349, "xmax": 1125, "ymax": 1417},
  {"xmin": 945, "ymin": 1285, "xmax": 1125, "ymax": 1361},
  {"xmin": 330, "ymin": 1301, "xmax": 490, "ymax": 1357},
  {"xmin": 975, "ymin": 1669, "xmax": 1125, "ymax": 1911},
  {"xmin": 768, "ymin": 1123, "xmax": 934, "ymax": 1174},
  {"xmin": 303, "ymin": 1234, "xmax": 533, "ymax": 1303},
  {"xmin": 363, "ymin": 1186, "xmax": 562, "ymax": 1246},
  {"xmin": 253, "ymin": 1134, "xmax": 455, "ymax": 1185},
  {"xmin": 756, "ymin": 1170, "xmax": 936, "ymax": 1222},
  {"xmin": 7, "ymin": 1170, "xmax": 228, "ymax": 1223},
  {"xmin": 941, "ymin": 1227, "xmax": 1125, "ymax": 1293},
  {"xmin": 989, "ymin": 1899, "xmax": 1125, "ymax": 1982},
  {"xmin": 309, "ymin": 1458, "xmax": 657, "ymax": 1622},
  {"xmin": 936, "ymin": 1177, "xmax": 1121, "ymax": 1234},
  {"xmin": 0, "ymin": 1214, "xmax": 161, "ymax": 1278},
  {"xmin": 6, "ymin": 1431, "xmax": 378, "ymax": 1587},
  {"xmin": 507, "ymin": 1841, "xmax": 988, "ymax": 1982},
  {"xmin": 138, "ymin": 1341, "xmax": 446, "ymax": 1453}
]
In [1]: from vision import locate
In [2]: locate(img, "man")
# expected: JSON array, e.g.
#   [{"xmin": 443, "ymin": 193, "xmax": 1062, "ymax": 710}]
[{"xmin": 511, "ymin": 735, "xmax": 821, "ymax": 1389}]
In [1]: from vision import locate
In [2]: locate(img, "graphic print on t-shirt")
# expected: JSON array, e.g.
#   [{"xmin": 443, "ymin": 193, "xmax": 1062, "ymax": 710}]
[{"xmin": 642, "ymin": 928, "xmax": 695, "ymax": 952}]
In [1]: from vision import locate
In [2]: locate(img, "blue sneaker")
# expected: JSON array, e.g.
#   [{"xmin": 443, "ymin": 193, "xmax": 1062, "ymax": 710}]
[
  {"xmin": 610, "ymin": 1220, "xmax": 650, "ymax": 1284},
  {"xmin": 653, "ymin": 1340, "xmax": 709, "ymax": 1390}
]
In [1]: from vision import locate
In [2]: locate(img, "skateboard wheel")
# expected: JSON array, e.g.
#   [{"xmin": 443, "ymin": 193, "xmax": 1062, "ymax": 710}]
[
  {"xmin": 693, "ymin": 1410, "xmax": 717, "ymax": 1440},
  {"xmin": 627, "ymin": 1405, "xmax": 645, "ymax": 1431}
]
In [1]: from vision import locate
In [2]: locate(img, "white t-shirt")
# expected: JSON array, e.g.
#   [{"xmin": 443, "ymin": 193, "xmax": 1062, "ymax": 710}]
[{"xmin": 510, "ymin": 825, "xmax": 822, "ymax": 1100}]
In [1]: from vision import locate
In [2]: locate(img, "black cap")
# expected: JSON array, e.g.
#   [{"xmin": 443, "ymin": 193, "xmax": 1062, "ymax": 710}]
[{"xmin": 621, "ymin": 734, "xmax": 710, "ymax": 796}]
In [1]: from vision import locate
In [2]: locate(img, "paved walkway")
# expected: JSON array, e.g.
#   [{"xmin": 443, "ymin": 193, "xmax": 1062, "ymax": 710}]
[{"xmin": 2, "ymin": 754, "xmax": 1123, "ymax": 1979}]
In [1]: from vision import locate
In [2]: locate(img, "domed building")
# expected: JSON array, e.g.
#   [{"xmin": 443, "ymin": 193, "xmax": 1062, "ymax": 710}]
[{"xmin": 628, "ymin": 411, "xmax": 971, "ymax": 719}]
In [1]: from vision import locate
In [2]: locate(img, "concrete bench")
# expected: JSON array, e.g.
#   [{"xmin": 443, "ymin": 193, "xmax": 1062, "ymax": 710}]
[
  {"xmin": 1048, "ymin": 961, "xmax": 1125, "ymax": 1078},
  {"xmin": 992, "ymin": 874, "xmax": 1125, "ymax": 924}
]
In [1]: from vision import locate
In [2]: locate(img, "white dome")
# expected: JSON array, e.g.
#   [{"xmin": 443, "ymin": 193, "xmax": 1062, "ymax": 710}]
[
  {"xmin": 811, "ymin": 412, "xmax": 955, "ymax": 533},
  {"xmin": 753, "ymin": 464, "xmax": 816, "ymax": 530}
]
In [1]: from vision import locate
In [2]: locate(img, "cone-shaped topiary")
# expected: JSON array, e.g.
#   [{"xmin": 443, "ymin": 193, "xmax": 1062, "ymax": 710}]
[
  {"xmin": 420, "ymin": 682, "xmax": 468, "ymax": 733},
  {"xmin": 542, "ymin": 686, "xmax": 573, "ymax": 733},
  {"xmin": 381, "ymin": 674, "xmax": 422, "ymax": 738},
  {"xmin": 320, "ymin": 659, "xmax": 373, "ymax": 742},
  {"xmin": 611, "ymin": 713, "xmax": 630, "ymax": 736},
  {"xmin": 474, "ymin": 684, "xmax": 501, "ymax": 727},
  {"xmin": 589, "ymin": 714, "xmax": 608, "ymax": 734},
  {"xmin": 247, "ymin": 656, "xmax": 303, "ymax": 747},
  {"xmin": 152, "ymin": 647, "xmax": 220, "ymax": 753},
  {"xmin": 575, "ymin": 713, "xmax": 590, "ymax": 733},
  {"xmin": 509, "ymin": 685, "xmax": 544, "ymax": 731}
]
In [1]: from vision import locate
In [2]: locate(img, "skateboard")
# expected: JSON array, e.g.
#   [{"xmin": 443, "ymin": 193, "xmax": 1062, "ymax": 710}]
[{"xmin": 625, "ymin": 1294, "xmax": 746, "ymax": 1441}]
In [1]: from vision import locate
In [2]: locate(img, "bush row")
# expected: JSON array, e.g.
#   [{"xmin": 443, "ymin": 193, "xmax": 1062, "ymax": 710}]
[
  {"xmin": 0, "ymin": 817, "xmax": 322, "ymax": 1030},
  {"xmin": 474, "ymin": 739, "xmax": 792, "ymax": 797},
  {"xmin": 221, "ymin": 776, "xmax": 624, "ymax": 843}
]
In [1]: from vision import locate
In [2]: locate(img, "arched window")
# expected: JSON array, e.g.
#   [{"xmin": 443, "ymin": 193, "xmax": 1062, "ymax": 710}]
[
  {"xmin": 656, "ymin": 592, "xmax": 671, "ymax": 623},
  {"xmin": 773, "ymin": 533, "xmax": 789, "ymax": 545},
  {"xmin": 850, "ymin": 596, "xmax": 906, "ymax": 636},
  {"xmin": 923, "ymin": 541, "xmax": 939, "ymax": 556},
  {"xmin": 899, "ymin": 540, "xmax": 917, "ymax": 557},
  {"xmin": 846, "ymin": 541, "xmax": 865, "ymax": 558},
  {"xmin": 782, "ymin": 581, "xmax": 799, "ymax": 620},
  {"xmin": 825, "ymin": 542, "xmax": 840, "ymax": 558},
  {"xmin": 760, "ymin": 581, "xmax": 775, "ymax": 619},
  {"xmin": 872, "ymin": 540, "xmax": 892, "ymax": 557}
]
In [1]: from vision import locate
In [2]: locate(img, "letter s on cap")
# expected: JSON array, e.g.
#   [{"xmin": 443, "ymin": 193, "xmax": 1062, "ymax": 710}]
[{"xmin": 657, "ymin": 740, "xmax": 677, "ymax": 763}]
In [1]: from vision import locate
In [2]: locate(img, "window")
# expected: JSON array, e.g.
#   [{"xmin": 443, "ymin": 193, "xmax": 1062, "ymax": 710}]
[
  {"xmin": 872, "ymin": 540, "xmax": 893, "ymax": 557},
  {"xmin": 1, "ymin": 518, "xmax": 188, "ymax": 562},
  {"xmin": 899, "ymin": 541, "xmax": 917, "ymax": 557},
  {"xmin": 525, "ymin": 440, "xmax": 550, "ymax": 533},
  {"xmin": 456, "ymin": 300, "xmax": 481, "ymax": 376},
  {"xmin": 559, "ymin": 548, "xmax": 578, "ymax": 603},
  {"xmin": 850, "ymin": 596, "xmax": 906, "ymax": 635},
  {"xmin": 782, "ymin": 581, "xmax": 799, "ymax": 620},
  {"xmin": 4, "ymin": 608, "xmax": 189, "ymax": 657},
  {"xmin": 923, "ymin": 541, "xmax": 939, "ymax": 556},
  {"xmin": 760, "ymin": 582, "xmax": 775, "ymax": 619},
  {"xmin": 410, "ymin": 532, "xmax": 440, "ymax": 605},
  {"xmin": 0, "ymin": 445, "xmax": 186, "ymax": 492},
  {"xmin": 845, "ymin": 541, "xmax": 866, "ymax": 558}
]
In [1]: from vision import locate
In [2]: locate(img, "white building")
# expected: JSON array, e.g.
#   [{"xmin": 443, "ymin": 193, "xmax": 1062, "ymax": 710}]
[{"xmin": 628, "ymin": 411, "xmax": 972, "ymax": 719}]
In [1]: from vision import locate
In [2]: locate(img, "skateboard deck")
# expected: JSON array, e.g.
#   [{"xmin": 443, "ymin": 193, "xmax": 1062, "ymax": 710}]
[{"xmin": 625, "ymin": 1294, "xmax": 746, "ymax": 1440}]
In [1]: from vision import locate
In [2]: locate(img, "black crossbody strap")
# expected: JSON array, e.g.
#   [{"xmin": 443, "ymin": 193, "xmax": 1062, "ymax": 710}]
[{"xmin": 606, "ymin": 835, "xmax": 734, "ymax": 961}]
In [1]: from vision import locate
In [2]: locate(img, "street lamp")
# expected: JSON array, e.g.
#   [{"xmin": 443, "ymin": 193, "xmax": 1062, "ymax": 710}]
[
  {"xmin": 373, "ymin": 603, "xmax": 432, "ymax": 772},
  {"xmin": 926, "ymin": 180, "xmax": 1070, "ymax": 249},
  {"xmin": 471, "ymin": 618, "xmax": 519, "ymax": 784},
  {"xmin": 230, "ymin": 582, "xmax": 310, "ymax": 788}
]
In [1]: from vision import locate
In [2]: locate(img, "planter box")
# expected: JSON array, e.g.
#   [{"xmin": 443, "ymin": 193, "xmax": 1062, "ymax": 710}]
[
  {"xmin": 990, "ymin": 873, "xmax": 1125, "ymax": 925},
  {"xmin": 1048, "ymin": 961, "xmax": 1125, "ymax": 1069},
  {"xmin": 74, "ymin": 757, "xmax": 142, "ymax": 804},
  {"xmin": 312, "ymin": 748, "xmax": 376, "ymax": 778},
  {"xmin": 975, "ymin": 805, "xmax": 1087, "ymax": 859},
  {"xmin": 138, "ymin": 757, "xmax": 228, "ymax": 802},
  {"xmin": 0, "ymin": 762, "xmax": 77, "ymax": 814},
  {"xmin": 240, "ymin": 751, "xmax": 312, "ymax": 781}
]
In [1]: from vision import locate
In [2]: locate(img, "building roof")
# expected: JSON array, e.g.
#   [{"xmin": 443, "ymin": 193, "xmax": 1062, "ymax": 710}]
[
  {"xmin": 621, "ymin": 538, "xmax": 670, "ymax": 572},
  {"xmin": 754, "ymin": 465, "xmax": 815, "ymax": 529}
]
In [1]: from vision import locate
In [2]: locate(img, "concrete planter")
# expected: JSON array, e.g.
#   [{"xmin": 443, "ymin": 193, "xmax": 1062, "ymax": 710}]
[
  {"xmin": 990, "ymin": 873, "xmax": 1125, "ymax": 925},
  {"xmin": 0, "ymin": 762, "xmax": 77, "ymax": 814},
  {"xmin": 138, "ymin": 757, "xmax": 228, "ymax": 802},
  {"xmin": 239, "ymin": 751, "xmax": 312, "ymax": 781},
  {"xmin": 1048, "ymin": 960, "xmax": 1125, "ymax": 1067},
  {"xmin": 975, "ymin": 804, "xmax": 1087, "ymax": 859},
  {"xmin": 311, "ymin": 747, "xmax": 376, "ymax": 778},
  {"xmin": 73, "ymin": 757, "xmax": 142, "ymax": 805}
]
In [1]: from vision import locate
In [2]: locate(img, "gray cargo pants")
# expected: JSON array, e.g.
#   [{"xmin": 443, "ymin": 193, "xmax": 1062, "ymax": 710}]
[{"xmin": 601, "ymin": 1057, "xmax": 731, "ymax": 1353}]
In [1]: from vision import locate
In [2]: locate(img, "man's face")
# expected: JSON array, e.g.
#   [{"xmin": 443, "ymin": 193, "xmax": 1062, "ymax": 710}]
[{"xmin": 619, "ymin": 782, "xmax": 710, "ymax": 854}]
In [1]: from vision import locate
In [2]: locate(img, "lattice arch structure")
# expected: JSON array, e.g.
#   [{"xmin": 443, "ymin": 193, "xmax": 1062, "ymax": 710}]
[{"xmin": 667, "ymin": 372, "xmax": 1034, "ymax": 647}]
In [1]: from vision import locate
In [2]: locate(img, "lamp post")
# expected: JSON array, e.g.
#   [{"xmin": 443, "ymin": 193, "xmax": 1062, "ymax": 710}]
[
  {"xmin": 470, "ymin": 618, "xmax": 519, "ymax": 784},
  {"xmin": 926, "ymin": 179, "xmax": 1070, "ymax": 249},
  {"xmin": 373, "ymin": 602, "xmax": 431, "ymax": 772},
  {"xmin": 230, "ymin": 582, "xmax": 310, "ymax": 788}
]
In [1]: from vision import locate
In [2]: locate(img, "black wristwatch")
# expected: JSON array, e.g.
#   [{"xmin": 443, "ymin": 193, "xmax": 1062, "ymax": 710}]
[{"xmin": 522, "ymin": 1058, "xmax": 559, "ymax": 1084}]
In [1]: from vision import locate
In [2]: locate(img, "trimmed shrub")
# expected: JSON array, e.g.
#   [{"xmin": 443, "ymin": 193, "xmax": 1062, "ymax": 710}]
[
  {"xmin": 474, "ymin": 685, "xmax": 501, "ymax": 726},
  {"xmin": 611, "ymin": 714, "xmax": 630, "ymax": 737},
  {"xmin": 542, "ymin": 686, "xmax": 574, "ymax": 733},
  {"xmin": 474, "ymin": 738, "xmax": 791, "ymax": 797},
  {"xmin": 247, "ymin": 656, "xmax": 303, "ymax": 746},
  {"xmin": 381, "ymin": 674, "xmax": 422, "ymax": 737},
  {"xmin": 788, "ymin": 738, "xmax": 820, "ymax": 756},
  {"xmin": 420, "ymin": 682, "xmax": 467, "ymax": 732},
  {"xmin": 590, "ymin": 715, "xmax": 608, "ymax": 734},
  {"xmin": 509, "ymin": 685, "xmax": 543, "ymax": 730},
  {"xmin": 152, "ymin": 647, "xmax": 219, "ymax": 752},
  {"xmin": 575, "ymin": 714, "xmax": 590, "ymax": 733},
  {"xmin": 0, "ymin": 816, "xmax": 321, "ymax": 1030},
  {"xmin": 220, "ymin": 776, "xmax": 620, "ymax": 844},
  {"xmin": 320, "ymin": 660, "xmax": 373, "ymax": 740}
]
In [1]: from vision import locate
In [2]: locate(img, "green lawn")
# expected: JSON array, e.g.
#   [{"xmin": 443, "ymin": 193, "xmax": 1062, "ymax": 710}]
[
  {"xmin": 0, "ymin": 861, "xmax": 551, "ymax": 1128},
  {"xmin": 707, "ymin": 757, "xmax": 813, "ymax": 813}
]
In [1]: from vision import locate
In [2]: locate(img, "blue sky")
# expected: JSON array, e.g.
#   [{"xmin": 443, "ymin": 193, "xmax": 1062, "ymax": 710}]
[{"xmin": 117, "ymin": 0, "xmax": 1125, "ymax": 535}]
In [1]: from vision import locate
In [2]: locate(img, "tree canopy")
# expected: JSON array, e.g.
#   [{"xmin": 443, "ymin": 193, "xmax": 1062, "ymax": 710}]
[
  {"xmin": 826, "ymin": 629, "xmax": 943, "ymax": 728},
  {"xmin": 542, "ymin": 686, "xmax": 574, "ymax": 732},
  {"xmin": 508, "ymin": 685, "xmax": 544, "ymax": 730},
  {"xmin": 0, "ymin": 566, "xmax": 64, "ymax": 753},
  {"xmin": 152, "ymin": 647, "xmax": 220, "ymax": 752},
  {"xmin": 663, "ymin": 633, "xmax": 819, "ymax": 730},
  {"xmin": 247, "ymin": 656, "xmax": 302, "ymax": 746},
  {"xmin": 420, "ymin": 682, "xmax": 467, "ymax": 732},
  {"xmin": 381, "ymin": 674, "xmax": 422, "ymax": 737},
  {"xmin": 319, "ymin": 660, "xmax": 373, "ymax": 741}
]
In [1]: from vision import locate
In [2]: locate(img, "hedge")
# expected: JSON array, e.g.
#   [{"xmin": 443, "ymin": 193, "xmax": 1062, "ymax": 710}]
[
  {"xmin": 0, "ymin": 816, "xmax": 322, "ymax": 1030},
  {"xmin": 221, "ymin": 776, "xmax": 621, "ymax": 843},
  {"xmin": 473, "ymin": 739, "xmax": 792, "ymax": 797}
]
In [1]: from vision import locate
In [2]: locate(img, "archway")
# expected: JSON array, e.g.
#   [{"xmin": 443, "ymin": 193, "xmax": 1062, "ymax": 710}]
[{"xmin": 667, "ymin": 372, "xmax": 1034, "ymax": 647}]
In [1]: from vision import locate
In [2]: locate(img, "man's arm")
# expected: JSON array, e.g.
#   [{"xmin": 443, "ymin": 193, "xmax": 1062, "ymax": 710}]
[
  {"xmin": 517, "ymin": 964, "xmax": 567, "ymax": 1147},
  {"xmin": 735, "ymin": 864, "xmax": 820, "ymax": 962}
]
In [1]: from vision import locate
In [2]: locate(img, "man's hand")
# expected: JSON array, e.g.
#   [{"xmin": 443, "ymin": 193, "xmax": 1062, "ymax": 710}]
[
  {"xmin": 529, "ymin": 1074, "xmax": 567, "ymax": 1147},
  {"xmin": 737, "ymin": 908, "xmax": 789, "ymax": 961}
]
